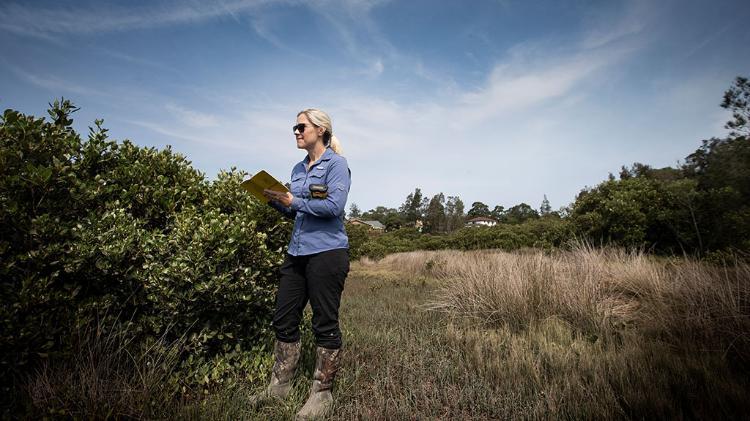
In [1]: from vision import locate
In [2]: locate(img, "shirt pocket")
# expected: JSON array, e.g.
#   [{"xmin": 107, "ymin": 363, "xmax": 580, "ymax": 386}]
[
  {"xmin": 291, "ymin": 173, "xmax": 306, "ymax": 197},
  {"xmin": 308, "ymin": 166, "xmax": 327, "ymax": 184}
]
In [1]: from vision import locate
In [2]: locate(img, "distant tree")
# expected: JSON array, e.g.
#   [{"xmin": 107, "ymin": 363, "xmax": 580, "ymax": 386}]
[
  {"xmin": 620, "ymin": 162, "xmax": 684, "ymax": 182},
  {"xmin": 444, "ymin": 196, "xmax": 465, "ymax": 232},
  {"xmin": 348, "ymin": 203, "xmax": 361, "ymax": 219},
  {"xmin": 490, "ymin": 205, "xmax": 505, "ymax": 222},
  {"xmin": 467, "ymin": 201, "xmax": 491, "ymax": 219},
  {"xmin": 646, "ymin": 167, "xmax": 684, "ymax": 182},
  {"xmin": 721, "ymin": 76, "xmax": 750, "ymax": 138},
  {"xmin": 684, "ymin": 137, "xmax": 750, "ymax": 198},
  {"xmin": 664, "ymin": 179, "xmax": 705, "ymax": 252},
  {"xmin": 444, "ymin": 197, "xmax": 456, "ymax": 232},
  {"xmin": 540, "ymin": 195, "xmax": 552, "ymax": 216},
  {"xmin": 619, "ymin": 165, "xmax": 631, "ymax": 180},
  {"xmin": 571, "ymin": 177, "xmax": 703, "ymax": 252},
  {"xmin": 361, "ymin": 206, "xmax": 399, "ymax": 224},
  {"xmin": 570, "ymin": 76, "xmax": 750, "ymax": 254},
  {"xmin": 504, "ymin": 203, "xmax": 539, "ymax": 224},
  {"xmin": 683, "ymin": 135, "xmax": 750, "ymax": 252},
  {"xmin": 383, "ymin": 212, "xmax": 403, "ymax": 231},
  {"xmin": 424, "ymin": 193, "xmax": 446, "ymax": 233},
  {"xmin": 572, "ymin": 178, "xmax": 662, "ymax": 248},
  {"xmin": 619, "ymin": 163, "xmax": 650, "ymax": 179},
  {"xmin": 399, "ymin": 188, "xmax": 427, "ymax": 225}
]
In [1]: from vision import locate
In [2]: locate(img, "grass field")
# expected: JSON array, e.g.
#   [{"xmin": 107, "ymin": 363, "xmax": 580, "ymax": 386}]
[
  {"xmin": 243, "ymin": 246, "xmax": 750, "ymax": 419},
  {"xmin": 24, "ymin": 246, "xmax": 750, "ymax": 419}
]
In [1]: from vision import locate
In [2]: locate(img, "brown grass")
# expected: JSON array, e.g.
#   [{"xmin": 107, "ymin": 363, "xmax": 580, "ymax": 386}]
[
  {"xmin": 19, "ymin": 246, "xmax": 750, "ymax": 419},
  {"xmin": 337, "ymin": 247, "xmax": 750, "ymax": 419},
  {"xmin": 378, "ymin": 245, "xmax": 750, "ymax": 361},
  {"xmin": 25, "ymin": 320, "xmax": 183, "ymax": 419}
]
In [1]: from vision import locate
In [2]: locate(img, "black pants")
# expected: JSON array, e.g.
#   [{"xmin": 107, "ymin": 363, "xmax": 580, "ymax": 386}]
[{"xmin": 272, "ymin": 248, "xmax": 349, "ymax": 349}]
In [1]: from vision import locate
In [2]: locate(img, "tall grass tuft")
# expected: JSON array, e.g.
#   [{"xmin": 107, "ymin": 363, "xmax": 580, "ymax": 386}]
[
  {"xmin": 367, "ymin": 245, "xmax": 750, "ymax": 418},
  {"xmin": 25, "ymin": 318, "xmax": 183, "ymax": 419},
  {"xmin": 379, "ymin": 244, "xmax": 750, "ymax": 364}
]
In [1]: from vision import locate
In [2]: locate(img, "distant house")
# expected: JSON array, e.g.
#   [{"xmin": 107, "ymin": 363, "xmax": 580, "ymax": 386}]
[
  {"xmin": 465, "ymin": 216, "xmax": 498, "ymax": 227},
  {"xmin": 348, "ymin": 218, "xmax": 385, "ymax": 230}
]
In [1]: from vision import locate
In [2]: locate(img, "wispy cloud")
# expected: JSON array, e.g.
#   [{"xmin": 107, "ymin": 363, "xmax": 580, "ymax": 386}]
[
  {"xmin": 165, "ymin": 104, "xmax": 220, "ymax": 128},
  {"xmin": 356, "ymin": 58, "xmax": 384, "ymax": 77},
  {"xmin": 579, "ymin": 0, "xmax": 651, "ymax": 49},
  {"xmin": 249, "ymin": 15, "xmax": 321, "ymax": 60},
  {"xmin": 0, "ymin": 0, "xmax": 395, "ymax": 79},
  {"xmin": 0, "ymin": 0, "xmax": 274, "ymax": 37},
  {"xmin": 127, "ymin": 119, "xmax": 209, "ymax": 144},
  {"xmin": 12, "ymin": 68, "xmax": 105, "ymax": 97},
  {"xmin": 307, "ymin": 0, "xmax": 397, "ymax": 77},
  {"xmin": 680, "ymin": 17, "xmax": 740, "ymax": 61},
  {"xmin": 126, "ymin": 117, "xmax": 261, "ymax": 153},
  {"xmin": 96, "ymin": 48, "xmax": 177, "ymax": 73},
  {"xmin": 457, "ymin": 46, "xmax": 632, "ymax": 123}
]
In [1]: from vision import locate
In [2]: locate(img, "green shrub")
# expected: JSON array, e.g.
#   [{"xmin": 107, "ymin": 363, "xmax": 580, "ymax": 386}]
[
  {"xmin": 0, "ymin": 100, "xmax": 291, "ymax": 412},
  {"xmin": 345, "ymin": 223, "xmax": 371, "ymax": 260},
  {"xmin": 354, "ymin": 218, "xmax": 573, "ymax": 259}
]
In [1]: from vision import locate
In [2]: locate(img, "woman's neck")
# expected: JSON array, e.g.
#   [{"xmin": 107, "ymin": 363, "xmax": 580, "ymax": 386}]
[{"xmin": 307, "ymin": 143, "xmax": 327, "ymax": 166}]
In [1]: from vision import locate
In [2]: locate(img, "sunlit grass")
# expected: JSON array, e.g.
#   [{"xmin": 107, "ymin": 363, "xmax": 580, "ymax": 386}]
[
  {"xmin": 172, "ymin": 248, "xmax": 750, "ymax": 418},
  {"xmin": 22, "ymin": 246, "xmax": 750, "ymax": 419}
]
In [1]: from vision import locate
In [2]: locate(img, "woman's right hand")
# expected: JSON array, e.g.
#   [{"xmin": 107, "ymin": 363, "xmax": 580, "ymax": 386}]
[{"xmin": 264, "ymin": 189, "xmax": 294, "ymax": 207}]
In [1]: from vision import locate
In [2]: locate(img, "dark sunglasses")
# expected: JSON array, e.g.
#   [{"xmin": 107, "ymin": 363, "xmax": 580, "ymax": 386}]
[{"xmin": 292, "ymin": 123, "xmax": 310, "ymax": 133}]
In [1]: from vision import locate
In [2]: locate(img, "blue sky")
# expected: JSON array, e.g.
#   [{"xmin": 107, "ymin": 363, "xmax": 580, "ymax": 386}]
[{"xmin": 1, "ymin": 0, "xmax": 749, "ymax": 213}]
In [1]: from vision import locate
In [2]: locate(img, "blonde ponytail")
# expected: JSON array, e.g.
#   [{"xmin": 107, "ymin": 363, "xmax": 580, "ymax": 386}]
[
  {"xmin": 298, "ymin": 108, "xmax": 343, "ymax": 155},
  {"xmin": 328, "ymin": 134, "xmax": 343, "ymax": 155}
]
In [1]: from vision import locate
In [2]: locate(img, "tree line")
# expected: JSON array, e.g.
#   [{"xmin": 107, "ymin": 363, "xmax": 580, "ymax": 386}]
[
  {"xmin": 348, "ymin": 76, "xmax": 750, "ymax": 258},
  {"xmin": 349, "ymin": 189, "xmax": 559, "ymax": 234}
]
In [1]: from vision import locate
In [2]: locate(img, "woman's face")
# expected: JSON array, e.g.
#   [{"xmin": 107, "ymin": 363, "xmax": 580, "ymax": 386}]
[{"xmin": 294, "ymin": 113, "xmax": 324, "ymax": 150}]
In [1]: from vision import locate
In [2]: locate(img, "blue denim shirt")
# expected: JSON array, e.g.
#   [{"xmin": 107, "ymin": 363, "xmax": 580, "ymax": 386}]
[{"xmin": 270, "ymin": 147, "xmax": 350, "ymax": 256}]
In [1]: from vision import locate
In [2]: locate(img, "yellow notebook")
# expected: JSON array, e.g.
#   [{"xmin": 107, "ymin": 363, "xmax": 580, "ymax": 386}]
[{"xmin": 240, "ymin": 170, "xmax": 289, "ymax": 203}]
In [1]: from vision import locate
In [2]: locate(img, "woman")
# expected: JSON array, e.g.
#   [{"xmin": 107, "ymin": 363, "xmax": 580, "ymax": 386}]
[{"xmin": 257, "ymin": 108, "xmax": 350, "ymax": 419}]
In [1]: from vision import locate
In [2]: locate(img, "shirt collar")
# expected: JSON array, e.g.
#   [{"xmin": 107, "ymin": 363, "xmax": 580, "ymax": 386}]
[{"xmin": 302, "ymin": 146, "xmax": 333, "ymax": 167}]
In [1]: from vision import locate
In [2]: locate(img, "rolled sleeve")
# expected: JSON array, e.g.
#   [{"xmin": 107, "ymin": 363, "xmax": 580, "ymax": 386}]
[{"xmin": 290, "ymin": 158, "xmax": 350, "ymax": 218}]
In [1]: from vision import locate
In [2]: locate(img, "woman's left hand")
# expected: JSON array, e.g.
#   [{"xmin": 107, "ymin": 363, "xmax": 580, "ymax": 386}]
[{"xmin": 264, "ymin": 189, "xmax": 294, "ymax": 207}]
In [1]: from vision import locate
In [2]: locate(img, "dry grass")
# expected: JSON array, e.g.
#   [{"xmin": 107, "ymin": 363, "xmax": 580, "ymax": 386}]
[
  {"xmin": 18, "ymin": 247, "xmax": 750, "ymax": 419},
  {"xmin": 25, "ymin": 320, "xmax": 183, "ymax": 419},
  {"xmin": 340, "ymin": 247, "xmax": 750, "ymax": 419},
  {"xmin": 379, "ymin": 245, "xmax": 750, "ymax": 361}
]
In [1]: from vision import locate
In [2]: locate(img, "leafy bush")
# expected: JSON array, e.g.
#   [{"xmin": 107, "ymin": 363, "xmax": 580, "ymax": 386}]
[
  {"xmin": 355, "ymin": 218, "xmax": 573, "ymax": 259},
  {"xmin": 345, "ymin": 223, "xmax": 371, "ymax": 260},
  {"xmin": 571, "ymin": 177, "xmax": 668, "ymax": 248},
  {"xmin": 0, "ymin": 100, "xmax": 291, "ymax": 412},
  {"xmin": 570, "ymin": 161, "xmax": 750, "ymax": 256}
]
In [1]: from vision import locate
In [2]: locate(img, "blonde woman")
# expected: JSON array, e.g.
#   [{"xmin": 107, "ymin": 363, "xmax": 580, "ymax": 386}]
[{"xmin": 256, "ymin": 108, "xmax": 350, "ymax": 419}]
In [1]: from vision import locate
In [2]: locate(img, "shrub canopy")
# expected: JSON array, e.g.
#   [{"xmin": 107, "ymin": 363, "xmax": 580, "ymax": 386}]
[{"xmin": 0, "ymin": 100, "xmax": 291, "ymax": 400}]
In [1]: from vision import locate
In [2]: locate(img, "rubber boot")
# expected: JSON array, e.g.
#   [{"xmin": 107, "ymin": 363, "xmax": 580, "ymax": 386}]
[
  {"xmin": 296, "ymin": 346, "xmax": 342, "ymax": 420},
  {"xmin": 249, "ymin": 340, "xmax": 301, "ymax": 406}
]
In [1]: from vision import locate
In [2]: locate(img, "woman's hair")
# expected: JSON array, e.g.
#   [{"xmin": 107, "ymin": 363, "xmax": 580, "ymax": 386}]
[{"xmin": 298, "ymin": 108, "xmax": 343, "ymax": 155}]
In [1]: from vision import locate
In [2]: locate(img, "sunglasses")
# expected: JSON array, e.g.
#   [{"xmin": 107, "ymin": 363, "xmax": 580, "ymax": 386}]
[{"xmin": 292, "ymin": 123, "xmax": 310, "ymax": 133}]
